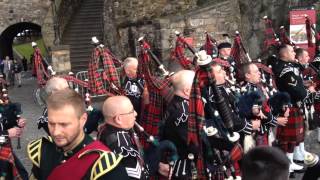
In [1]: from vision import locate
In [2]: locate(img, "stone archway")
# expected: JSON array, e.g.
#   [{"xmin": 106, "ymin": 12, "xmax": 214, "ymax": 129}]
[{"xmin": 0, "ymin": 22, "xmax": 41, "ymax": 59}]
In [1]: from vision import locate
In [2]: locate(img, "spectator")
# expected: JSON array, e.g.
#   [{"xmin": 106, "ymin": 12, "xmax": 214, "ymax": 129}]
[
  {"xmin": 21, "ymin": 56, "xmax": 28, "ymax": 71},
  {"xmin": 241, "ymin": 146, "xmax": 290, "ymax": 180},
  {"xmin": 3, "ymin": 56, "xmax": 13, "ymax": 86},
  {"xmin": 13, "ymin": 59, "xmax": 23, "ymax": 87}
]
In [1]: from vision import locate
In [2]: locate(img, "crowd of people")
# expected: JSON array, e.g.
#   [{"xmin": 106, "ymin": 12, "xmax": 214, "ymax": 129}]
[
  {"xmin": 1, "ymin": 32, "xmax": 320, "ymax": 180},
  {"xmin": 0, "ymin": 55, "xmax": 26, "ymax": 88}
]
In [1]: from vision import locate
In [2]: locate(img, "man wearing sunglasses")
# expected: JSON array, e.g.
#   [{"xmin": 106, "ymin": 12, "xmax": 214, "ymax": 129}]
[{"xmin": 99, "ymin": 96, "xmax": 149, "ymax": 179}]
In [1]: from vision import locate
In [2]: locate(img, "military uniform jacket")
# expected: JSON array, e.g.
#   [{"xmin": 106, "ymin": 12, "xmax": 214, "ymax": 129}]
[
  {"xmin": 123, "ymin": 77, "xmax": 145, "ymax": 121},
  {"xmin": 162, "ymin": 95, "xmax": 198, "ymax": 178},
  {"xmin": 273, "ymin": 59, "xmax": 310, "ymax": 105},
  {"xmin": 203, "ymin": 85, "xmax": 254, "ymax": 136},
  {"xmin": 27, "ymin": 135, "xmax": 128, "ymax": 180},
  {"xmin": 99, "ymin": 124, "xmax": 148, "ymax": 180},
  {"xmin": 240, "ymin": 82, "xmax": 278, "ymax": 131}
]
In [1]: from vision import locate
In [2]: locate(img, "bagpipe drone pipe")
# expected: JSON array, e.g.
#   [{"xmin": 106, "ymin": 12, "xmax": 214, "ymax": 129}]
[
  {"xmin": 200, "ymin": 86, "xmax": 244, "ymax": 179},
  {"xmin": 132, "ymin": 121, "xmax": 178, "ymax": 177},
  {"xmin": 186, "ymin": 49, "xmax": 243, "ymax": 179}
]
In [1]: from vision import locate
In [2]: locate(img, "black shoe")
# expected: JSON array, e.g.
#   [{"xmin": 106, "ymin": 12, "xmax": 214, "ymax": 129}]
[
  {"xmin": 293, "ymin": 159, "xmax": 304, "ymax": 164},
  {"xmin": 18, "ymin": 85, "xmax": 21, "ymax": 88},
  {"xmin": 289, "ymin": 172, "xmax": 295, "ymax": 178}
]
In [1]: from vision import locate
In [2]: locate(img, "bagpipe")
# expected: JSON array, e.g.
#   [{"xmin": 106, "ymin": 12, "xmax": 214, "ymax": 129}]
[
  {"xmin": 183, "ymin": 45, "xmax": 243, "ymax": 179},
  {"xmin": 138, "ymin": 36, "xmax": 173, "ymax": 77},
  {"xmin": 0, "ymin": 91, "xmax": 24, "ymax": 180},
  {"xmin": 263, "ymin": 16, "xmax": 281, "ymax": 51},
  {"xmin": 203, "ymin": 32, "xmax": 230, "ymax": 68},
  {"xmin": 305, "ymin": 15, "xmax": 320, "ymax": 49},
  {"xmin": 132, "ymin": 121, "xmax": 178, "ymax": 178},
  {"xmin": 230, "ymin": 31, "xmax": 252, "ymax": 65},
  {"xmin": 138, "ymin": 36, "xmax": 174, "ymax": 103},
  {"xmin": 88, "ymin": 37, "xmax": 123, "ymax": 96},
  {"xmin": 170, "ymin": 31, "xmax": 198, "ymax": 70}
]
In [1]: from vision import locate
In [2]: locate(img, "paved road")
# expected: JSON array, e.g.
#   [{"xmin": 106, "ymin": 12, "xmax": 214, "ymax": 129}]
[{"xmin": 8, "ymin": 72, "xmax": 320, "ymax": 179}]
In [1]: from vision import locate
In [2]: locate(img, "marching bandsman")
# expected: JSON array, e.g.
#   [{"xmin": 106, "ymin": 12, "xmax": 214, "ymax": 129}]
[
  {"xmin": 98, "ymin": 96, "xmax": 149, "ymax": 179},
  {"xmin": 295, "ymin": 48, "xmax": 320, "ymax": 144},
  {"xmin": 37, "ymin": 77, "xmax": 69, "ymax": 134},
  {"xmin": 240, "ymin": 62, "xmax": 288, "ymax": 146},
  {"xmin": 215, "ymin": 42, "xmax": 237, "ymax": 82},
  {"xmin": 161, "ymin": 70, "xmax": 198, "ymax": 179},
  {"xmin": 121, "ymin": 57, "xmax": 148, "ymax": 123},
  {"xmin": 37, "ymin": 77, "xmax": 104, "ymax": 135},
  {"xmin": 28, "ymin": 89, "xmax": 128, "ymax": 180},
  {"xmin": 202, "ymin": 63, "xmax": 260, "ymax": 143},
  {"xmin": 201, "ymin": 62, "xmax": 255, "ymax": 178},
  {"xmin": 272, "ymin": 44, "xmax": 316, "ymax": 174},
  {"xmin": 0, "ymin": 90, "xmax": 27, "ymax": 180}
]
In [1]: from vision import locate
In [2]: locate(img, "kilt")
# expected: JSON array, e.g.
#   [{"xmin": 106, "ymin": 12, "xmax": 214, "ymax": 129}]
[
  {"xmin": 276, "ymin": 107, "xmax": 304, "ymax": 153},
  {"xmin": 0, "ymin": 143, "xmax": 22, "ymax": 180}
]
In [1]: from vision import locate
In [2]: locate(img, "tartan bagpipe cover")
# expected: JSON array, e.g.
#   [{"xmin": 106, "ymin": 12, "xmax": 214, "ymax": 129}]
[
  {"xmin": 230, "ymin": 34, "xmax": 249, "ymax": 67},
  {"xmin": 33, "ymin": 48, "xmax": 49, "ymax": 87},
  {"xmin": 279, "ymin": 27, "xmax": 292, "ymax": 45},
  {"xmin": 138, "ymin": 42, "xmax": 173, "ymax": 148},
  {"xmin": 188, "ymin": 66, "xmax": 212, "ymax": 179},
  {"xmin": 204, "ymin": 33, "xmax": 214, "ymax": 56},
  {"xmin": 88, "ymin": 47, "xmax": 121, "ymax": 95},
  {"xmin": 0, "ymin": 143, "xmax": 22, "ymax": 180},
  {"xmin": 203, "ymin": 34, "xmax": 232, "ymax": 68},
  {"xmin": 170, "ymin": 36, "xmax": 194, "ymax": 70},
  {"xmin": 263, "ymin": 18, "xmax": 279, "ymax": 50},
  {"xmin": 276, "ymin": 107, "xmax": 304, "ymax": 152}
]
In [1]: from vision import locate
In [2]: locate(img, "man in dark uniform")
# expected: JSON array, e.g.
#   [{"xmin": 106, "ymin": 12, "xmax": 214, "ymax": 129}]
[
  {"xmin": 28, "ymin": 89, "xmax": 129, "ymax": 180},
  {"xmin": 37, "ymin": 77, "xmax": 104, "ymax": 135},
  {"xmin": 122, "ymin": 57, "xmax": 148, "ymax": 123},
  {"xmin": 272, "ymin": 44, "xmax": 317, "ymax": 174},
  {"xmin": 240, "ymin": 62, "xmax": 288, "ymax": 146},
  {"xmin": 201, "ymin": 63, "xmax": 258, "ymax": 178},
  {"xmin": 215, "ymin": 42, "xmax": 237, "ymax": 82},
  {"xmin": 0, "ymin": 95, "xmax": 27, "ymax": 180},
  {"xmin": 161, "ymin": 70, "xmax": 197, "ymax": 179},
  {"xmin": 37, "ymin": 77, "xmax": 69, "ymax": 134},
  {"xmin": 98, "ymin": 96, "xmax": 149, "ymax": 179}
]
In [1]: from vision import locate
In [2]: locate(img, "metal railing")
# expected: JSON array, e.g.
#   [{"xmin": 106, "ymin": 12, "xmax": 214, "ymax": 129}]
[{"xmin": 75, "ymin": 69, "xmax": 108, "ymax": 98}]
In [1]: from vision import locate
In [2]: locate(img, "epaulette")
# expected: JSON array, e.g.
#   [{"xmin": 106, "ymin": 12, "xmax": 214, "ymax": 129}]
[
  {"xmin": 27, "ymin": 136, "xmax": 53, "ymax": 168},
  {"xmin": 279, "ymin": 65, "xmax": 294, "ymax": 78},
  {"xmin": 80, "ymin": 150, "xmax": 123, "ymax": 180}
]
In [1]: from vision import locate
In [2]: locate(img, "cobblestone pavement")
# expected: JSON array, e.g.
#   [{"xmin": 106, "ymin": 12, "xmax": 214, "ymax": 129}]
[{"xmin": 7, "ymin": 72, "xmax": 320, "ymax": 179}]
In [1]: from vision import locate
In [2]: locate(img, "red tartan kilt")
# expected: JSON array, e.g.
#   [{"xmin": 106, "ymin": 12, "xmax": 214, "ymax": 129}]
[
  {"xmin": 314, "ymin": 103, "xmax": 320, "ymax": 112},
  {"xmin": 277, "ymin": 107, "xmax": 304, "ymax": 143}
]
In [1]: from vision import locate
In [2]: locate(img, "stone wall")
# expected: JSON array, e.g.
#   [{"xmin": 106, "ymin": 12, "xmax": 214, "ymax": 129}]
[
  {"xmin": 104, "ymin": 0, "xmax": 320, "ymax": 62},
  {"xmin": 238, "ymin": 0, "xmax": 319, "ymax": 59},
  {"xmin": 113, "ymin": 0, "xmax": 197, "ymax": 24},
  {"xmin": 105, "ymin": 0, "xmax": 240, "ymax": 63},
  {"xmin": 57, "ymin": 0, "xmax": 83, "ymax": 37},
  {"xmin": 0, "ymin": 0, "xmax": 51, "ymax": 34}
]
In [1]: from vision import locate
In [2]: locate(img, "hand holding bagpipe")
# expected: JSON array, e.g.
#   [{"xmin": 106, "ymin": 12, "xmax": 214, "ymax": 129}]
[
  {"xmin": 175, "ymin": 31, "xmax": 197, "ymax": 54},
  {"xmin": 133, "ymin": 121, "xmax": 178, "ymax": 177},
  {"xmin": 138, "ymin": 36, "xmax": 174, "ymax": 77},
  {"xmin": 175, "ymin": 31, "xmax": 198, "ymax": 65},
  {"xmin": 197, "ymin": 50, "xmax": 240, "ymax": 142}
]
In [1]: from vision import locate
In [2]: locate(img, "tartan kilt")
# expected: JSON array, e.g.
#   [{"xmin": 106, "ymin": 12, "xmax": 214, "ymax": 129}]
[
  {"xmin": 276, "ymin": 107, "xmax": 304, "ymax": 152},
  {"xmin": 0, "ymin": 143, "xmax": 22, "ymax": 179}
]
